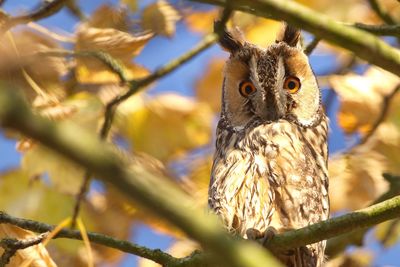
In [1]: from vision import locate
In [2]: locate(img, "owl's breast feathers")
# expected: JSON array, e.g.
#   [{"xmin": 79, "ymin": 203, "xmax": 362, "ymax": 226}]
[{"xmin": 209, "ymin": 116, "xmax": 329, "ymax": 258}]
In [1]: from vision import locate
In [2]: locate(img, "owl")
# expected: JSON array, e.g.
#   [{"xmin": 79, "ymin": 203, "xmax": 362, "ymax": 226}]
[{"xmin": 209, "ymin": 23, "xmax": 329, "ymax": 267}]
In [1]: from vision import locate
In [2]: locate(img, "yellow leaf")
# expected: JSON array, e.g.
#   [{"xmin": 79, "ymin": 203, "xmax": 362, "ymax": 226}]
[
  {"xmin": 325, "ymin": 248, "xmax": 374, "ymax": 267},
  {"xmin": 76, "ymin": 62, "xmax": 149, "ymax": 84},
  {"xmin": 117, "ymin": 93, "xmax": 213, "ymax": 161},
  {"xmin": 0, "ymin": 225, "xmax": 57, "ymax": 267},
  {"xmin": 138, "ymin": 239, "xmax": 199, "ymax": 267},
  {"xmin": 0, "ymin": 30, "xmax": 67, "ymax": 102},
  {"xmin": 121, "ymin": 0, "xmax": 138, "ymax": 13},
  {"xmin": 375, "ymin": 219, "xmax": 400, "ymax": 247},
  {"xmin": 21, "ymin": 146, "xmax": 85, "ymax": 194},
  {"xmin": 184, "ymin": 9, "xmax": 219, "ymax": 34},
  {"xmin": 141, "ymin": 0, "xmax": 181, "ymax": 37},
  {"xmin": 75, "ymin": 25, "xmax": 153, "ymax": 61},
  {"xmin": 329, "ymin": 67, "xmax": 400, "ymax": 135},
  {"xmin": 195, "ymin": 58, "xmax": 225, "ymax": 113},
  {"xmin": 329, "ymin": 151, "xmax": 388, "ymax": 212},
  {"xmin": 243, "ymin": 18, "xmax": 281, "ymax": 46},
  {"xmin": 87, "ymin": 4, "xmax": 129, "ymax": 31}
]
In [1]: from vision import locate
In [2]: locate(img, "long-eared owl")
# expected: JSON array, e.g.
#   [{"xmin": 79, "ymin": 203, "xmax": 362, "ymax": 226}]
[{"xmin": 209, "ymin": 23, "xmax": 329, "ymax": 267}]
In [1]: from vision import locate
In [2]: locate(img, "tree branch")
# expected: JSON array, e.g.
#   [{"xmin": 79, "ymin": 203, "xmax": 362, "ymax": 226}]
[
  {"xmin": 101, "ymin": 32, "xmax": 218, "ymax": 139},
  {"xmin": 1, "ymin": 0, "xmax": 68, "ymax": 32},
  {"xmin": 304, "ymin": 36, "xmax": 321, "ymax": 55},
  {"xmin": 0, "ymin": 86, "xmax": 281, "ymax": 267},
  {"xmin": 265, "ymin": 195, "xmax": 400, "ymax": 252},
  {"xmin": 358, "ymin": 83, "xmax": 400, "ymax": 146},
  {"xmin": 190, "ymin": 0, "xmax": 400, "ymax": 76},
  {"xmin": 352, "ymin": 23, "xmax": 400, "ymax": 37},
  {"xmin": 0, "ymin": 212, "xmax": 182, "ymax": 266},
  {"xmin": 2, "ymin": 194, "xmax": 400, "ymax": 266},
  {"xmin": 0, "ymin": 232, "xmax": 48, "ymax": 267},
  {"xmin": 367, "ymin": 0, "xmax": 396, "ymax": 25}
]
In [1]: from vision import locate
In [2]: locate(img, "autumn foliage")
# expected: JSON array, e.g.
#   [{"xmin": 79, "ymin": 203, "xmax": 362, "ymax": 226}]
[{"xmin": 0, "ymin": 0, "xmax": 399, "ymax": 266}]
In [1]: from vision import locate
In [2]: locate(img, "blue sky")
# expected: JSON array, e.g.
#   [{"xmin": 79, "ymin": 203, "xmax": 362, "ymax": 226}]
[{"xmin": 0, "ymin": 1, "xmax": 398, "ymax": 266}]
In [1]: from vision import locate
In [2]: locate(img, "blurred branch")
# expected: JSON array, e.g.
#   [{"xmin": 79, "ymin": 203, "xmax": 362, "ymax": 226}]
[
  {"xmin": 352, "ymin": 23, "xmax": 400, "ymax": 37},
  {"xmin": 304, "ymin": 37, "xmax": 321, "ymax": 55},
  {"xmin": 190, "ymin": 0, "xmax": 400, "ymax": 76},
  {"xmin": 367, "ymin": 0, "xmax": 396, "ymax": 25},
  {"xmin": 0, "ymin": 88, "xmax": 282, "ymax": 267},
  {"xmin": 358, "ymin": 83, "xmax": 400, "ymax": 145},
  {"xmin": 1, "ymin": 0, "xmax": 68, "ymax": 32},
  {"xmin": 65, "ymin": 0, "xmax": 86, "ymax": 21},
  {"xmin": 0, "ymin": 232, "xmax": 48, "ymax": 267},
  {"xmin": 326, "ymin": 173, "xmax": 400, "ymax": 257}
]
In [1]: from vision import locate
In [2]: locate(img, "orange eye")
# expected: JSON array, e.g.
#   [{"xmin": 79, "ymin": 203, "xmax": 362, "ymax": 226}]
[
  {"xmin": 239, "ymin": 81, "xmax": 256, "ymax": 97},
  {"xmin": 284, "ymin": 76, "xmax": 301, "ymax": 93}
]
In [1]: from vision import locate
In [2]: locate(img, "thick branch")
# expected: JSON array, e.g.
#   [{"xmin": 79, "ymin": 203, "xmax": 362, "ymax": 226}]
[
  {"xmin": 0, "ymin": 88, "xmax": 281, "ymax": 267},
  {"xmin": 1, "ymin": 0, "xmax": 68, "ymax": 32},
  {"xmin": 266, "ymin": 195, "xmax": 400, "ymax": 251},
  {"xmin": 2, "ymin": 193, "xmax": 400, "ymax": 266},
  {"xmin": 190, "ymin": 0, "xmax": 400, "ymax": 76}
]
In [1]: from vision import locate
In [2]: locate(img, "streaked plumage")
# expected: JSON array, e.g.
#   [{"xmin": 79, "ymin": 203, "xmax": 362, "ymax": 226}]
[{"xmin": 209, "ymin": 23, "xmax": 329, "ymax": 267}]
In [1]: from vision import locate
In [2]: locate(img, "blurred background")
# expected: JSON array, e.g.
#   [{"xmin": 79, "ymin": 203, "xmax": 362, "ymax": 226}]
[{"xmin": 0, "ymin": 0, "xmax": 399, "ymax": 266}]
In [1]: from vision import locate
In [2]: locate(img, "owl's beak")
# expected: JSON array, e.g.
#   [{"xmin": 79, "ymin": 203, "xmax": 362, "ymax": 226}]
[{"xmin": 263, "ymin": 86, "xmax": 286, "ymax": 121}]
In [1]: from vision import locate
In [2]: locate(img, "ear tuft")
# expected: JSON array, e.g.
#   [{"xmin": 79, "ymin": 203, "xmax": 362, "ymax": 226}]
[
  {"xmin": 214, "ymin": 21, "xmax": 245, "ymax": 53},
  {"xmin": 276, "ymin": 22, "xmax": 301, "ymax": 48}
]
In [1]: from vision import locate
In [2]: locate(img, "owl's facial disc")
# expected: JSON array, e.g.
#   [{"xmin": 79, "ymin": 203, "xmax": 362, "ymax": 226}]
[{"xmin": 219, "ymin": 23, "xmax": 322, "ymax": 128}]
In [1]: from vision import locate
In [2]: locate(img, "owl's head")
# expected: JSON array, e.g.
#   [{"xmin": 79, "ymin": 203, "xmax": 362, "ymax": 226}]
[{"xmin": 219, "ymin": 23, "xmax": 322, "ymax": 129}]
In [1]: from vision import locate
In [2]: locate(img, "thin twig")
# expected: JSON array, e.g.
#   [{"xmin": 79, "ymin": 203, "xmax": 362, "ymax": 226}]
[
  {"xmin": 352, "ymin": 23, "xmax": 400, "ymax": 37},
  {"xmin": 65, "ymin": 0, "xmax": 86, "ymax": 21},
  {"xmin": 36, "ymin": 50, "xmax": 129, "ymax": 84},
  {"xmin": 100, "ymin": 32, "xmax": 218, "ymax": 140},
  {"xmin": 358, "ymin": 83, "xmax": 400, "ymax": 145},
  {"xmin": 0, "ymin": 232, "xmax": 48, "ymax": 267},
  {"xmin": 1, "ymin": 0, "xmax": 68, "ymax": 32},
  {"xmin": 0, "ymin": 212, "xmax": 181, "ymax": 266},
  {"xmin": 304, "ymin": 36, "xmax": 320, "ymax": 55},
  {"xmin": 367, "ymin": 0, "xmax": 396, "ymax": 25},
  {"xmin": 70, "ymin": 171, "xmax": 91, "ymax": 229}
]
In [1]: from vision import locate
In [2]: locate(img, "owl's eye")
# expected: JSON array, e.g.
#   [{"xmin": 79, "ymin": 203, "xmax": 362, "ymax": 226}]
[
  {"xmin": 239, "ymin": 81, "xmax": 256, "ymax": 97},
  {"xmin": 284, "ymin": 76, "xmax": 301, "ymax": 93}
]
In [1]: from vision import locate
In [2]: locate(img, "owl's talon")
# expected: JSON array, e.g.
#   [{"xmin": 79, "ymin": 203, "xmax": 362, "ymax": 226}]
[
  {"xmin": 246, "ymin": 228, "xmax": 263, "ymax": 240},
  {"xmin": 261, "ymin": 226, "xmax": 278, "ymax": 246}
]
